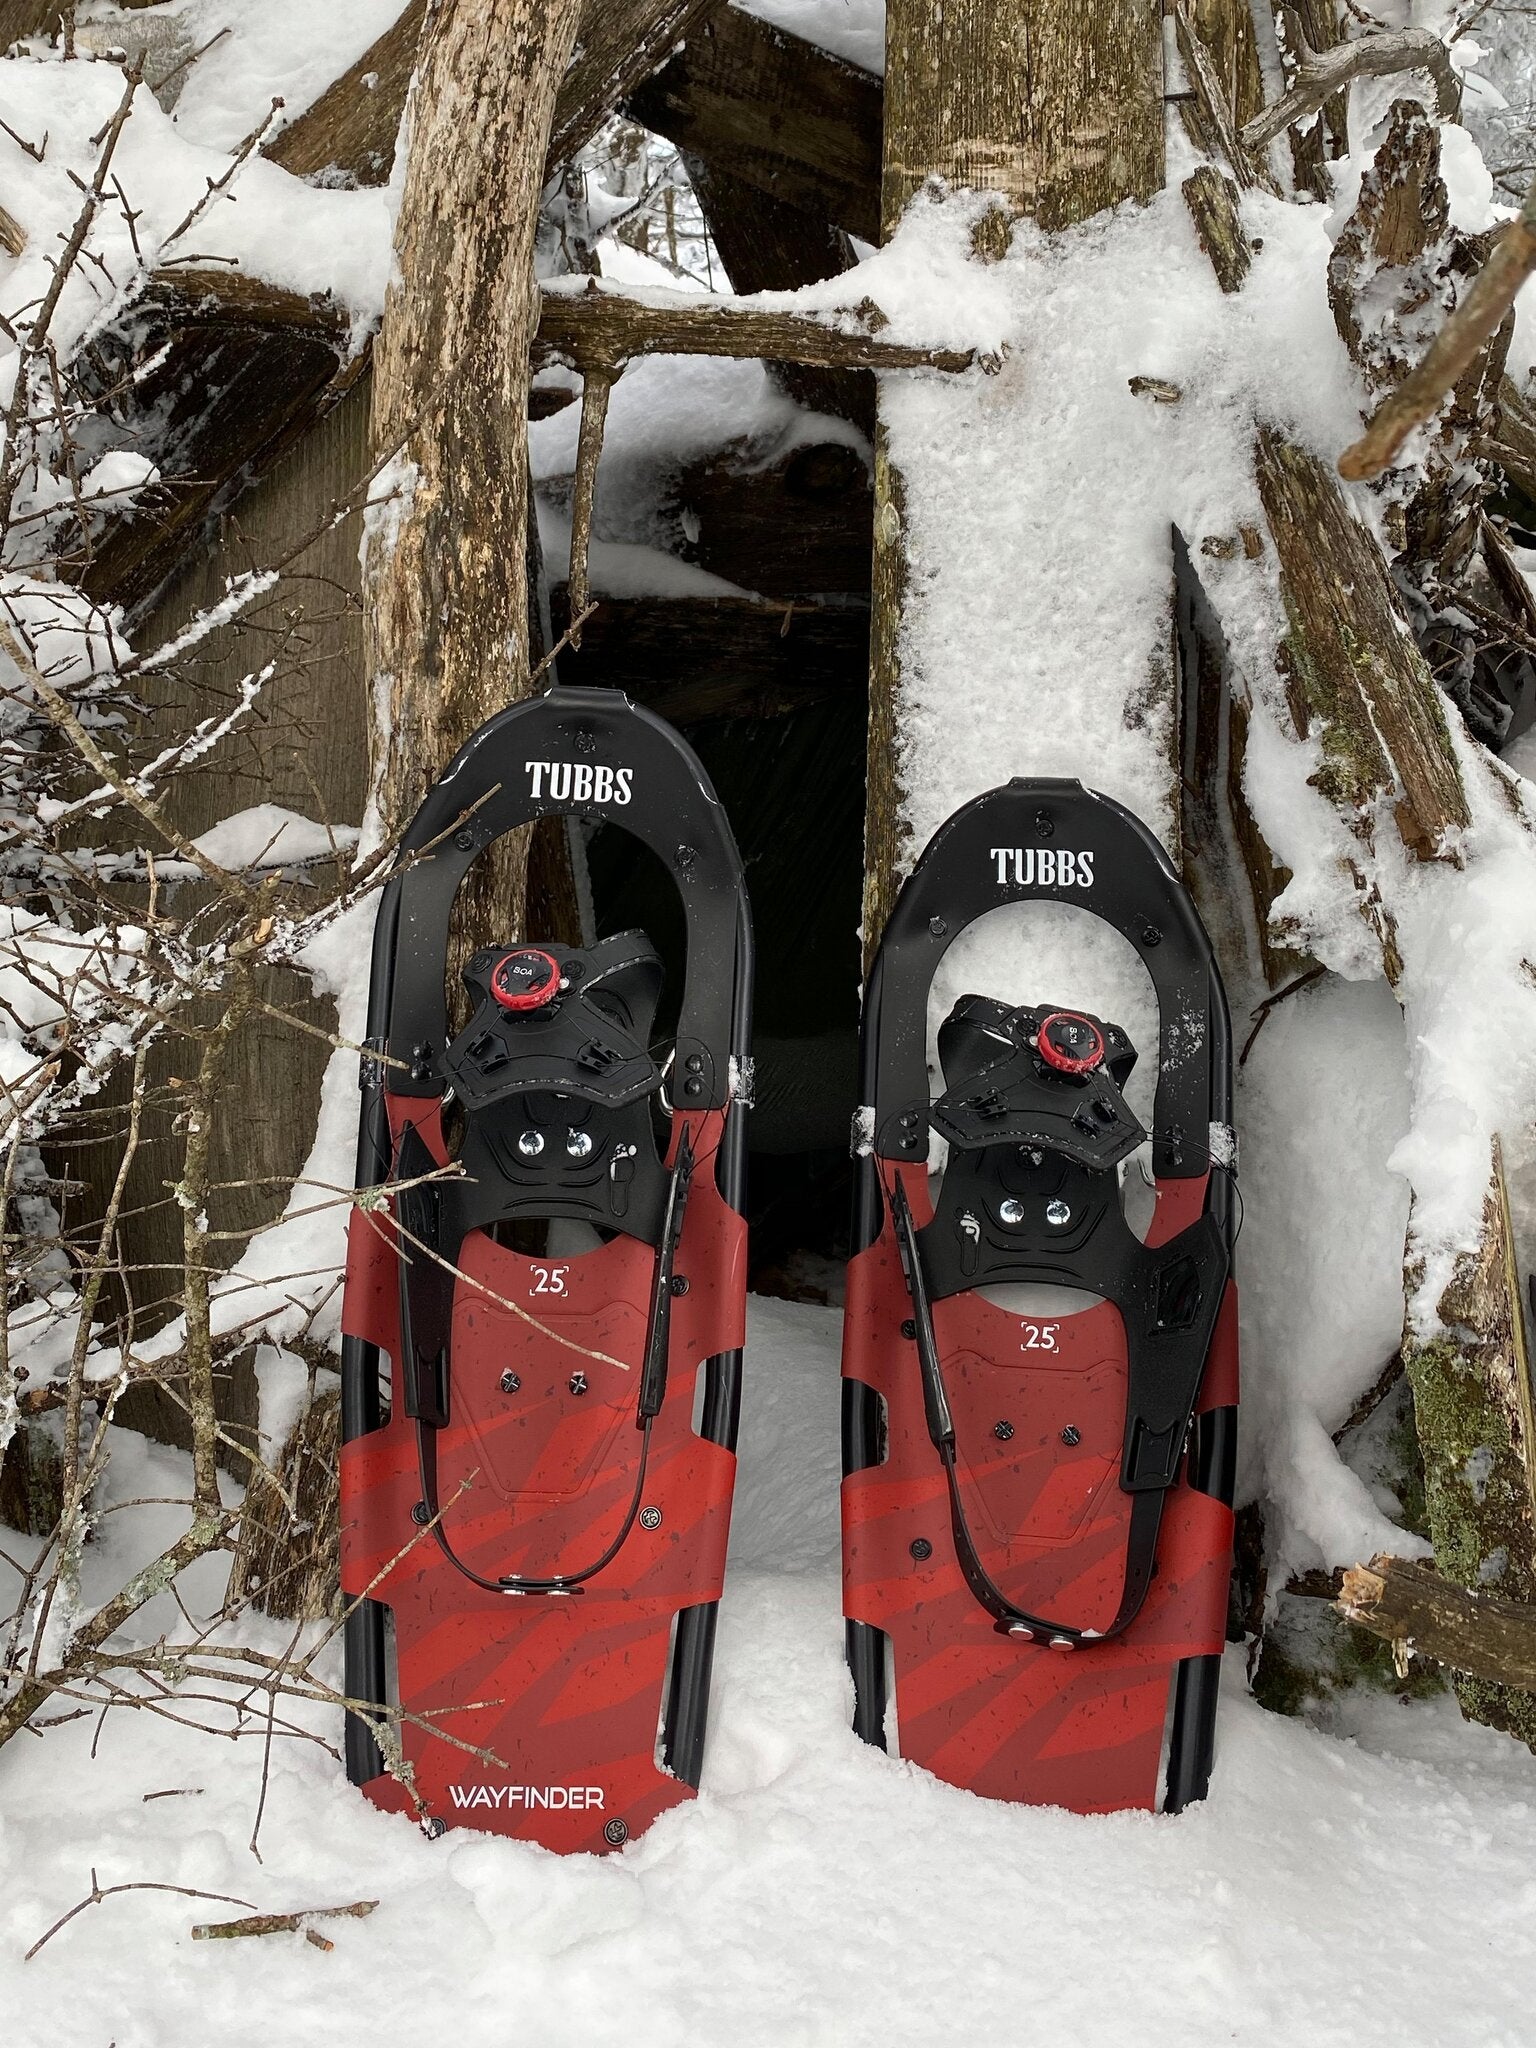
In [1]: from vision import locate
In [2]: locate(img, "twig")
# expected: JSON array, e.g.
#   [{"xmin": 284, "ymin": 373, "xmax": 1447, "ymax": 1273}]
[
  {"xmin": 566, "ymin": 367, "xmax": 615, "ymax": 644},
  {"xmin": 26, "ymin": 1872, "xmax": 257, "ymax": 1960},
  {"xmin": 1239, "ymin": 963, "xmax": 1327, "ymax": 1064},
  {"xmin": 191, "ymin": 1899, "xmax": 378, "ymax": 1942}
]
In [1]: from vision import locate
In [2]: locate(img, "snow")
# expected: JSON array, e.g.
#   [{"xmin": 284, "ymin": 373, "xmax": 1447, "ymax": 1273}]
[
  {"xmin": 168, "ymin": 1, "xmax": 410, "ymax": 156},
  {"xmin": 190, "ymin": 805, "xmax": 359, "ymax": 873},
  {"xmin": 734, "ymin": 0, "xmax": 885, "ymax": 75},
  {"xmin": 5, "ymin": 1299, "xmax": 1536, "ymax": 2048}
]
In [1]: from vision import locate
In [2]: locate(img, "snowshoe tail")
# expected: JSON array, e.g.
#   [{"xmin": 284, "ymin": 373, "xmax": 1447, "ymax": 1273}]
[
  {"xmin": 841, "ymin": 780, "xmax": 1238, "ymax": 1814},
  {"xmin": 340, "ymin": 686, "xmax": 752, "ymax": 1852}
]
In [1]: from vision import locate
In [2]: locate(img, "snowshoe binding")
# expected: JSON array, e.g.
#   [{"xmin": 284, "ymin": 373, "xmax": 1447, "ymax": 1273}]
[
  {"xmin": 340, "ymin": 685, "xmax": 752, "ymax": 1851},
  {"xmin": 842, "ymin": 780, "xmax": 1238, "ymax": 1813}
]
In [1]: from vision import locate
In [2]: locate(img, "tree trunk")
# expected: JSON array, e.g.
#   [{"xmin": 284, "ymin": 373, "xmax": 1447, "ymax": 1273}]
[
  {"xmin": 365, "ymin": 0, "xmax": 585, "ymax": 911},
  {"xmin": 864, "ymin": 0, "xmax": 1165, "ymax": 954}
]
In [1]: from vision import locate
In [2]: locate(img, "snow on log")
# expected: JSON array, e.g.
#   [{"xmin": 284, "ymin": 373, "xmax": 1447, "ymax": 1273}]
[{"xmin": 268, "ymin": 0, "xmax": 724, "ymax": 190}]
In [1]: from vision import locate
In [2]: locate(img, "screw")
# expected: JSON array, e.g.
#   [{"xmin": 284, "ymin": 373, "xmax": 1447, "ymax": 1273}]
[
  {"xmin": 686, "ymin": 1053, "xmax": 704, "ymax": 1073},
  {"xmin": 424, "ymin": 1816, "xmax": 448, "ymax": 1841},
  {"xmin": 639, "ymin": 1505, "xmax": 662, "ymax": 1531},
  {"xmin": 684, "ymin": 1078, "xmax": 703, "ymax": 1096},
  {"xmin": 669, "ymin": 1275, "xmax": 689, "ymax": 1297},
  {"xmin": 411, "ymin": 1501, "xmax": 431, "ymax": 1526},
  {"xmin": 454, "ymin": 830, "xmax": 475, "ymax": 852},
  {"xmin": 500, "ymin": 1371, "xmax": 521, "ymax": 1394},
  {"xmin": 993, "ymin": 1420, "xmax": 1015, "ymax": 1442},
  {"xmin": 517, "ymin": 1129, "xmax": 545, "ymax": 1158},
  {"xmin": 1045, "ymin": 1199, "xmax": 1072, "ymax": 1227},
  {"xmin": 1061, "ymin": 1425, "xmax": 1081, "ymax": 1446},
  {"xmin": 928, "ymin": 915, "xmax": 947, "ymax": 937},
  {"xmin": 900, "ymin": 1318, "xmax": 917, "ymax": 1341},
  {"xmin": 569, "ymin": 1371, "xmax": 588, "ymax": 1396},
  {"xmin": 909, "ymin": 1537, "xmax": 933, "ymax": 1562},
  {"xmin": 1141, "ymin": 924, "xmax": 1162, "ymax": 948},
  {"xmin": 566, "ymin": 1128, "xmax": 595, "ymax": 1159},
  {"xmin": 1034, "ymin": 809, "xmax": 1055, "ymax": 840},
  {"xmin": 999, "ymin": 1198, "xmax": 1026, "ymax": 1225},
  {"xmin": 604, "ymin": 1818, "xmax": 629, "ymax": 1846}
]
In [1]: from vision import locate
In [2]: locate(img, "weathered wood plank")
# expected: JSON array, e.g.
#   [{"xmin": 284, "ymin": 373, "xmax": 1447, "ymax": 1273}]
[
  {"xmin": 678, "ymin": 439, "xmax": 872, "ymax": 599},
  {"xmin": 628, "ymin": 9, "xmax": 882, "ymax": 244},
  {"xmin": 549, "ymin": 591, "xmax": 869, "ymax": 724}
]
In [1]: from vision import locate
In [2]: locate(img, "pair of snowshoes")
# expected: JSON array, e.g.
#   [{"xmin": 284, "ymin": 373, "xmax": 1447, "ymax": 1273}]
[{"xmin": 339, "ymin": 688, "xmax": 1237, "ymax": 1851}]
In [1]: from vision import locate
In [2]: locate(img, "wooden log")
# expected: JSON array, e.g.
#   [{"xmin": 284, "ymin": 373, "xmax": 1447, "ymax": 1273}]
[
  {"xmin": 677, "ymin": 439, "xmax": 872, "ymax": 600},
  {"xmin": 1171, "ymin": 3, "xmax": 1274, "ymax": 197},
  {"xmin": 1253, "ymin": 427, "xmax": 1469, "ymax": 870},
  {"xmin": 1339, "ymin": 1555, "xmax": 1536, "ymax": 1697},
  {"xmin": 268, "ymin": 0, "xmax": 722, "ymax": 189},
  {"xmin": 865, "ymin": 0, "xmax": 1166, "ymax": 959},
  {"xmin": 549, "ymin": 591, "xmax": 869, "ymax": 724},
  {"xmin": 627, "ymin": 9, "xmax": 882, "ymax": 244},
  {"xmin": 1181, "ymin": 165, "xmax": 1250, "ymax": 295},
  {"xmin": 1404, "ymin": 1143, "xmax": 1536, "ymax": 1745},
  {"xmin": 534, "ymin": 282, "xmax": 977, "ymax": 375},
  {"xmin": 366, "ymin": 0, "xmax": 584, "ymax": 873}
]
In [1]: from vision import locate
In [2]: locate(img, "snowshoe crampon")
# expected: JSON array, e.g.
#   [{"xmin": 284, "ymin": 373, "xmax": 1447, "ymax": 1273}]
[
  {"xmin": 842, "ymin": 781, "xmax": 1238, "ymax": 1813},
  {"xmin": 340, "ymin": 686, "xmax": 751, "ymax": 1851}
]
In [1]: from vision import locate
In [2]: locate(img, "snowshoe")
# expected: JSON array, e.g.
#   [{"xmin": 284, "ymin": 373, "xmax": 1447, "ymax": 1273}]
[
  {"xmin": 340, "ymin": 685, "xmax": 752, "ymax": 1852},
  {"xmin": 841, "ymin": 780, "xmax": 1238, "ymax": 1813}
]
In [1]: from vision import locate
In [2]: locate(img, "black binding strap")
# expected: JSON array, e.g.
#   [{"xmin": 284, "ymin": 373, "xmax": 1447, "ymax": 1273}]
[
  {"xmin": 888, "ymin": 1142, "xmax": 1226, "ymax": 1647},
  {"xmin": 401, "ymin": 1127, "xmax": 696, "ymax": 1597}
]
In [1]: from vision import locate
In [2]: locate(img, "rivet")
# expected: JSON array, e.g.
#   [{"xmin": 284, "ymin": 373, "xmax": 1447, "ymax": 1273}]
[
  {"xmin": 639, "ymin": 1505, "xmax": 662, "ymax": 1531},
  {"xmin": 909, "ymin": 1537, "xmax": 933, "ymax": 1562},
  {"xmin": 1045, "ymin": 1199, "xmax": 1072, "ymax": 1227},
  {"xmin": 900, "ymin": 1318, "xmax": 917, "ymax": 1341},
  {"xmin": 517, "ymin": 1129, "xmax": 545, "ymax": 1158},
  {"xmin": 999, "ymin": 1198, "xmax": 1026, "ymax": 1225},
  {"xmin": 566, "ymin": 1128, "xmax": 595, "ymax": 1159}
]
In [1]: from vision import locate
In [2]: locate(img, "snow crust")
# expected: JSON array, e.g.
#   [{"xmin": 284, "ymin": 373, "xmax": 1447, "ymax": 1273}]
[{"xmin": 5, "ymin": 1301, "xmax": 1536, "ymax": 2048}]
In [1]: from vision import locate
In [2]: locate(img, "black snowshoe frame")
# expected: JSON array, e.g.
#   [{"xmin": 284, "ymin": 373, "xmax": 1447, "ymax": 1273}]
[
  {"xmin": 342, "ymin": 683, "xmax": 752, "ymax": 1795},
  {"xmin": 845, "ymin": 778, "xmax": 1239, "ymax": 1810}
]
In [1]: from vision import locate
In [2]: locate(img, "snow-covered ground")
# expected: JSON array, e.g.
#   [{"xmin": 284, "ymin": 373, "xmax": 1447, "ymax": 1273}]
[{"xmin": 5, "ymin": 1298, "xmax": 1536, "ymax": 2048}]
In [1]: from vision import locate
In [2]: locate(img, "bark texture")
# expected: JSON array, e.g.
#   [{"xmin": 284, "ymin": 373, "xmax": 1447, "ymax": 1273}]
[
  {"xmin": 881, "ymin": 0, "xmax": 1163, "ymax": 236},
  {"xmin": 1404, "ymin": 1149, "xmax": 1536, "ymax": 1748},
  {"xmin": 1254, "ymin": 428, "xmax": 1469, "ymax": 874},
  {"xmin": 365, "ymin": 0, "xmax": 584, "ymax": 867},
  {"xmin": 1340, "ymin": 1555, "xmax": 1536, "ymax": 1695}
]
